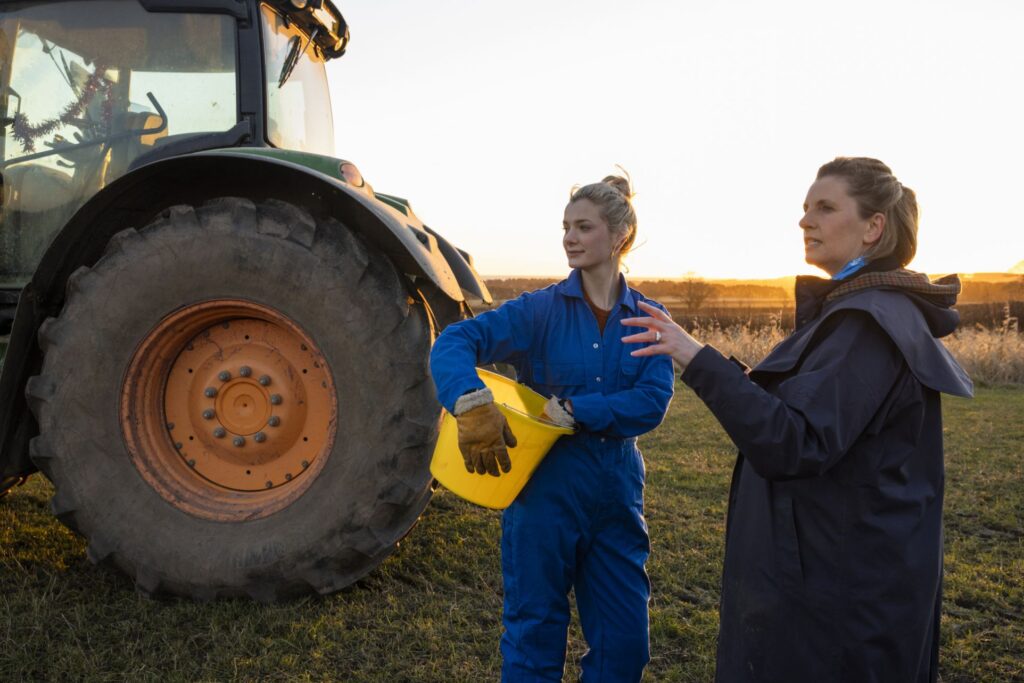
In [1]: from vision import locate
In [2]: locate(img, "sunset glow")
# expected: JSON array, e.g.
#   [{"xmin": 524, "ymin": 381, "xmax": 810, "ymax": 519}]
[{"xmin": 328, "ymin": 1, "xmax": 1024, "ymax": 280}]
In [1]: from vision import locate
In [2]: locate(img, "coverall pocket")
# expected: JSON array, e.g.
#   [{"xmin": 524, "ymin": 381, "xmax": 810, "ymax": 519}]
[
  {"xmin": 620, "ymin": 356, "xmax": 642, "ymax": 386},
  {"xmin": 531, "ymin": 361, "xmax": 585, "ymax": 397}
]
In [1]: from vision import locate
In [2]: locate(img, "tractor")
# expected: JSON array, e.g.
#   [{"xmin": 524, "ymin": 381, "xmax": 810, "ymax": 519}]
[{"xmin": 0, "ymin": 0, "xmax": 490, "ymax": 601}]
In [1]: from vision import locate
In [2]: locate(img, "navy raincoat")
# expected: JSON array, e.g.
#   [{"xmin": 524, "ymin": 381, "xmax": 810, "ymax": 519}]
[{"xmin": 681, "ymin": 267, "xmax": 972, "ymax": 683}]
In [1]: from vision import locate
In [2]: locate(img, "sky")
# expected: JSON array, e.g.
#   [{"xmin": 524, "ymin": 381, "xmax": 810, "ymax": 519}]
[{"xmin": 327, "ymin": 0, "xmax": 1024, "ymax": 280}]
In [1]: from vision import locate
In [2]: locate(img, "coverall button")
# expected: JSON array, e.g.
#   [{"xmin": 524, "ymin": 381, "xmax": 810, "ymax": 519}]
[
  {"xmin": 600, "ymin": 437, "xmax": 606, "ymax": 443},
  {"xmin": 592, "ymin": 343, "xmax": 599, "ymax": 349},
  {"xmin": 596, "ymin": 376, "xmax": 602, "ymax": 382}
]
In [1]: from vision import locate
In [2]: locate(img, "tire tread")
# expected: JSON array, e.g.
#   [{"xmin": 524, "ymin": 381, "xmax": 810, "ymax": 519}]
[{"xmin": 26, "ymin": 196, "xmax": 440, "ymax": 601}]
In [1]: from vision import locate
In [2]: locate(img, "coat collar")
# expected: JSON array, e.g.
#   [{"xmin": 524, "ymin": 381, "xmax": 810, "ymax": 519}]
[
  {"xmin": 558, "ymin": 269, "xmax": 639, "ymax": 314},
  {"xmin": 794, "ymin": 255, "xmax": 903, "ymax": 328},
  {"xmin": 754, "ymin": 287, "xmax": 973, "ymax": 398}
]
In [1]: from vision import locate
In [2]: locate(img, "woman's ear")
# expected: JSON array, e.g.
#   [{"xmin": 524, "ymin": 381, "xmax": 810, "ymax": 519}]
[{"xmin": 865, "ymin": 212, "xmax": 886, "ymax": 245}]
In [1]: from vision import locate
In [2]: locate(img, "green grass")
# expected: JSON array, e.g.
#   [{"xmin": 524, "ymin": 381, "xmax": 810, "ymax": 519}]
[{"xmin": 2, "ymin": 386, "xmax": 1022, "ymax": 682}]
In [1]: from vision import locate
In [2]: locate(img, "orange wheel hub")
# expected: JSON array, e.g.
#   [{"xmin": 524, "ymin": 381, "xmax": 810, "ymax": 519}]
[{"xmin": 121, "ymin": 300, "xmax": 337, "ymax": 521}]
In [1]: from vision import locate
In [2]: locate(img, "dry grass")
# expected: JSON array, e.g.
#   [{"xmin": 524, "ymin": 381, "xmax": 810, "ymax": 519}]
[
  {"xmin": 686, "ymin": 314, "xmax": 1024, "ymax": 388},
  {"xmin": 2, "ymin": 387, "xmax": 1021, "ymax": 682},
  {"xmin": 0, "ymin": 305, "xmax": 1020, "ymax": 681},
  {"xmin": 686, "ymin": 319, "xmax": 787, "ymax": 366},
  {"xmin": 942, "ymin": 311, "xmax": 1024, "ymax": 387}
]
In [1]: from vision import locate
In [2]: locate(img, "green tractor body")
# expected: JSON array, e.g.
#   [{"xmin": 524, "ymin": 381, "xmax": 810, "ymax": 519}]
[{"xmin": 0, "ymin": 0, "xmax": 488, "ymax": 600}]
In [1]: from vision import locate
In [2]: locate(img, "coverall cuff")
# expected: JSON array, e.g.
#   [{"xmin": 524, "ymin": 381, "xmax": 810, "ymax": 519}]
[
  {"xmin": 453, "ymin": 387, "xmax": 494, "ymax": 415},
  {"xmin": 439, "ymin": 377, "xmax": 488, "ymax": 414}
]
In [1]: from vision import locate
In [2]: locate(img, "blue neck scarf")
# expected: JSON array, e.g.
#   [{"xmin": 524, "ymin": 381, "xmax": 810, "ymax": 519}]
[{"xmin": 832, "ymin": 256, "xmax": 868, "ymax": 281}]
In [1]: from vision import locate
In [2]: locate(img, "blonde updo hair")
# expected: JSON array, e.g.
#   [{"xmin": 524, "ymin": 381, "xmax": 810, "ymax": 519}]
[
  {"xmin": 569, "ymin": 173, "xmax": 638, "ymax": 256},
  {"xmin": 816, "ymin": 157, "xmax": 919, "ymax": 267}
]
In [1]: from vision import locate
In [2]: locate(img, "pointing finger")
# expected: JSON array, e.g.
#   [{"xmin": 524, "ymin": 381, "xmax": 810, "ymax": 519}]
[
  {"xmin": 636, "ymin": 300, "xmax": 673, "ymax": 321},
  {"xmin": 620, "ymin": 316, "xmax": 654, "ymax": 330}
]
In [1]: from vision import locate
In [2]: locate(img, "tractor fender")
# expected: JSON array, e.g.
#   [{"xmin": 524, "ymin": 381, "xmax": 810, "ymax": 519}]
[{"xmin": 0, "ymin": 151, "xmax": 488, "ymax": 479}]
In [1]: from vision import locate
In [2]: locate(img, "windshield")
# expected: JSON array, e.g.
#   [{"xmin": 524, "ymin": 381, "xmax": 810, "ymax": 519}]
[
  {"xmin": 260, "ymin": 4, "xmax": 335, "ymax": 154},
  {"xmin": 0, "ymin": 1, "xmax": 237, "ymax": 287}
]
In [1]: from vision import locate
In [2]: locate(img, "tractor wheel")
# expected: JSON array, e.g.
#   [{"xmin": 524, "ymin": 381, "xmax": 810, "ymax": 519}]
[{"xmin": 26, "ymin": 197, "xmax": 439, "ymax": 601}]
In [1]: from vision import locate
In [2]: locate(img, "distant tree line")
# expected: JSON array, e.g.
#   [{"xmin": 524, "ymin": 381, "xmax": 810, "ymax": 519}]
[
  {"xmin": 485, "ymin": 275, "xmax": 1024, "ymax": 308},
  {"xmin": 959, "ymin": 278, "xmax": 1024, "ymax": 304},
  {"xmin": 484, "ymin": 277, "xmax": 789, "ymax": 312},
  {"xmin": 481, "ymin": 275, "xmax": 1024, "ymax": 333}
]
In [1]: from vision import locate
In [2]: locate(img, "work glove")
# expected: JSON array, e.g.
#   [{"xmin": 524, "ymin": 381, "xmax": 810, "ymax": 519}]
[
  {"xmin": 454, "ymin": 388, "xmax": 518, "ymax": 476},
  {"xmin": 541, "ymin": 396, "xmax": 577, "ymax": 429}
]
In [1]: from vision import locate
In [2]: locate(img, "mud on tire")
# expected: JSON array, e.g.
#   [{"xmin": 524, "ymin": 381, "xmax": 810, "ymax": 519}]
[{"xmin": 26, "ymin": 197, "xmax": 439, "ymax": 600}]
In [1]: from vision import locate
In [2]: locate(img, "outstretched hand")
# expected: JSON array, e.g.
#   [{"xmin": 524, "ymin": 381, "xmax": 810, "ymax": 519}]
[{"xmin": 621, "ymin": 301, "xmax": 705, "ymax": 371}]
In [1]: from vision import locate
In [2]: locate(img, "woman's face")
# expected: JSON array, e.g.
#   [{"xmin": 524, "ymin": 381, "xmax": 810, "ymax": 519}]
[
  {"xmin": 800, "ymin": 175, "xmax": 883, "ymax": 276},
  {"xmin": 563, "ymin": 199, "xmax": 621, "ymax": 270}
]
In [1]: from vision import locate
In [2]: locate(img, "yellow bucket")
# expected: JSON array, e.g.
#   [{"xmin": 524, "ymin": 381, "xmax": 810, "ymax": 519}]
[{"xmin": 430, "ymin": 368, "xmax": 574, "ymax": 509}]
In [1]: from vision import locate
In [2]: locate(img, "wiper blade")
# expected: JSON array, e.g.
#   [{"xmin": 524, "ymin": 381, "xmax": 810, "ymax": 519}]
[{"xmin": 277, "ymin": 28, "xmax": 319, "ymax": 88}]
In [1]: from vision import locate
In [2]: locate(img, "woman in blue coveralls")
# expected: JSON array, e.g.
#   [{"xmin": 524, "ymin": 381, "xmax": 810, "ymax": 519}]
[
  {"xmin": 430, "ymin": 174, "xmax": 675, "ymax": 682},
  {"xmin": 622, "ymin": 158, "xmax": 972, "ymax": 682}
]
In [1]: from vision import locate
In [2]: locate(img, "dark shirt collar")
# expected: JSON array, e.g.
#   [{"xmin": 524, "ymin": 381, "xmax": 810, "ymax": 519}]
[{"xmin": 559, "ymin": 269, "xmax": 639, "ymax": 314}]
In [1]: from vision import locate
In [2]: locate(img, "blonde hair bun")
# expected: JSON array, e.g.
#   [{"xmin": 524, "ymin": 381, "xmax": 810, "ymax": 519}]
[{"xmin": 601, "ymin": 174, "xmax": 633, "ymax": 200}]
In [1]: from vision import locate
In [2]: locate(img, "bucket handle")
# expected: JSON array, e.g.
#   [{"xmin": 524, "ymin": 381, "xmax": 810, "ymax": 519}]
[{"xmin": 498, "ymin": 402, "xmax": 573, "ymax": 432}]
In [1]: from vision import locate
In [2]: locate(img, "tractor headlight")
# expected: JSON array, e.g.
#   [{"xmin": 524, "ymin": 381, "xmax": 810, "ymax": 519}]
[{"xmin": 339, "ymin": 162, "xmax": 364, "ymax": 187}]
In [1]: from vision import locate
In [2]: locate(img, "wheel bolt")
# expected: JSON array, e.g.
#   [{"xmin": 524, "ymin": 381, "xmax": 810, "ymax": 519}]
[
  {"xmin": 259, "ymin": 375, "xmax": 271, "ymax": 386},
  {"xmin": 301, "ymin": 460, "xmax": 309, "ymax": 469},
  {"xmin": 218, "ymin": 371, "xmax": 231, "ymax": 382},
  {"xmin": 188, "ymin": 459, "xmax": 196, "ymax": 467},
  {"xmin": 265, "ymin": 481, "xmax": 273, "ymax": 488},
  {"xmin": 202, "ymin": 409, "xmax": 215, "ymax": 420},
  {"xmin": 239, "ymin": 366, "xmax": 252, "ymax": 377},
  {"xmin": 268, "ymin": 416, "xmax": 281, "ymax": 427},
  {"xmin": 233, "ymin": 436, "xmax": 245, "ymax": 447},
  {"xmin": 204, "ymin": 387, "xmax": 217, "ymax": 398},
  {"xmin": 270, "ymin": 394, "xmax": 282, "ymax": 405},
  {"xmin": 166, "ymin": 422, "xmax": 175, "ymax": 430},
  {"xmin": 254, "ymin": 432, "xmax": 267, "ymax": 443},
  {"xmin": 174, "ymin": 442, "xmax": 183, "ymax": 450},
  {"xmin": 213, "ymin": 427, "xmax": 226, "ymax": 438},
  {"xmin": 285, "ymin": 473, "xmax": 293, "ymax": 481}
]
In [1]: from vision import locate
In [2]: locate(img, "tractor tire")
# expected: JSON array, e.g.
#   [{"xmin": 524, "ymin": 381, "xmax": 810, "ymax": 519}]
[{"xmin": 26, "ymin": 197, "xmax": 440, "ymax": 601}]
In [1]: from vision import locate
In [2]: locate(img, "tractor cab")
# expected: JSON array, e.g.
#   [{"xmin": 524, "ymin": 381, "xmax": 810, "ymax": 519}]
[{"xmin": 0, "ymin": 0, "xmax": 347, "ymax": 289}]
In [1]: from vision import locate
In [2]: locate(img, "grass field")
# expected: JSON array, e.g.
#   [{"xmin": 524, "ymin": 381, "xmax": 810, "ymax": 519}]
[{"xmin": 2, "ymin": 386, "xmax": 1022, "ymax": 682}]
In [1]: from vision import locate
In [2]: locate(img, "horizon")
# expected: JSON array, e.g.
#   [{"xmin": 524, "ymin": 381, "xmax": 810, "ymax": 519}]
[{"xmin": 478, "ymin": 269, "xmax": 1023, "ymax": 282}]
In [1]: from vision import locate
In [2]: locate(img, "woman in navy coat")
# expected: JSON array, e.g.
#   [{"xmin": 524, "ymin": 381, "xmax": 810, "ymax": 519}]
[{"xmin": 623, "ymin": 157, "xmax": 972, "ymax": 682}]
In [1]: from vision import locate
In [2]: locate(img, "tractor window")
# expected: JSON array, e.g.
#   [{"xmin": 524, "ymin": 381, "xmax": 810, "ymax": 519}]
[
  {"xmin": 0, "ymin": 1, "xmax": 238, "ymax": 288},
  {"xmin": 260, "ymin": 4, "xmax": 335, "ymax": 154}
]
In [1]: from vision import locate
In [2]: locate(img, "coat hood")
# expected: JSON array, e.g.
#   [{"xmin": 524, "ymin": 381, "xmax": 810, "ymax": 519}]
[
  {"xmin": 759, "ymin": 266, "xmax": 973, "ymax": 398},
  {"xmin": 826, "ymin": 269, "xmax": 962, "ymax": 338},
  {"xmin": 795, "ymin": 258, "xmax": 963, "ymax": 338}
]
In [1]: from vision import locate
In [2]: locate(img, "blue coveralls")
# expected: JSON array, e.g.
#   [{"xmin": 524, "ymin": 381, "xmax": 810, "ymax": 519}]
[{"xmin": 430, "ymin": 270, "xmax": 675, "ymax": 682}]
